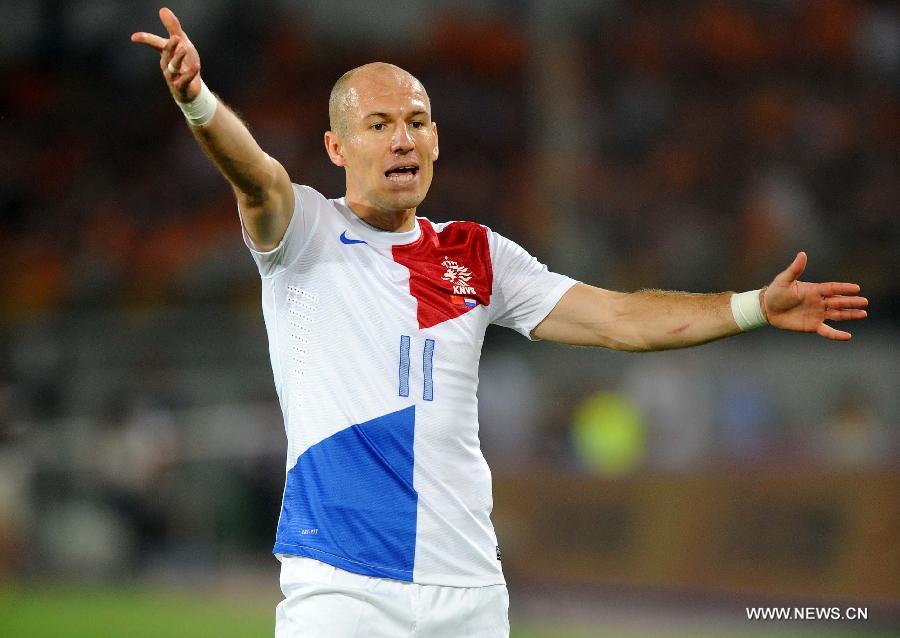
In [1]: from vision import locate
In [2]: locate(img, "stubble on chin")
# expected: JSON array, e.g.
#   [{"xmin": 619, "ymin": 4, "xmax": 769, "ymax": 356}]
[{"xmin": 379, "ymin": 188, "xmax": 426, "ymax": 213}]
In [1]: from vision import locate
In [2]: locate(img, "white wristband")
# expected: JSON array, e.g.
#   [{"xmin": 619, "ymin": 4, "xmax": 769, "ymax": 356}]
[
  {"xmin": 731, "ymin": 289, "xmax": 768, "ymax": 331},
  {"xmin": 175, "ymin": 80, "xmax": 218, "ymax": 126}
]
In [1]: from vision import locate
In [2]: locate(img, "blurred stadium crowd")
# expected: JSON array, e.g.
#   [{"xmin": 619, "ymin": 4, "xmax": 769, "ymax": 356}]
[{"xmin": 0, "ymin": 0, "xmax": 897, "ymax": 585}]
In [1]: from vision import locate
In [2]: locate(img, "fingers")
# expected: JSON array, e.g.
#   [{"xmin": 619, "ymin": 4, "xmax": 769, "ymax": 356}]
[
  {"xmin": 824, "ymin": 295, "xmax": 868, "ymax": 310},
  {"xmin": 172, "ymin": 64, "xmax": 198, "ymax": 93},
  {"xmin": 133, "ymin": 13, "xmax": 199, "ymax": 99},
  {"xmin": 161, "ymin": 34, "xmax": 180, "ymax": 71},
  {"xmin": 169, "ymin": 40, "xmax": 200, "ymax": 92},
  {"xmin": 160, "ymin": 7, "xmax": 183, "ymax": 37},
  {"xmin": 168, "ymin": 43, "xmax": 187, "ymax": 74},
  {"xmin": 823, "ymin": 294, "xmax": 868, "ymax": 322},
  {"xmin": 817, "ymin": 323, "xmax": 852, "ymax": 341},
  {"xmin": 131, "ymin": 31, "xmax": 167, "ymax": 51},
  {"xmin": 826, "ymin": 309, "xmax": 867, "ymax": 321},
  {"xmin": 131, "ymin": 7, "xmax": 184, "ymax": 53},
  {"xmin": 816, "ymin": 296, "xmax": 867, "ymax": 339},
  {"xmin": 818, "ymin": 282, "xmax": 862, "ymax": 296},
  {"xmin": 163, "ymin": 34, "xmax": 178, "ymax": 58},
  {"xmin": 776, "ymin": 251, "xmax": 807, "ymax": 285}
]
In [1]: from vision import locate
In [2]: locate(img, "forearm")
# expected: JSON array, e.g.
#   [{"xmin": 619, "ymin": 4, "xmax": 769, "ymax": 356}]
[
  {"xmin": 188, "ymin": 97, "xmax": 284, "ymax": 205},
  {"xmin": 614, "ymin": 289, "xmax": 743, "ymax": 351},
  {"xmin": 532, "ymin": 283, "xmax": 749, "ymax": 351},
  {"xmin": 131, "ymin": 16, "xmax": 288, "ymax": 210},
  {"xmin": 181, "ymin": 89, "xmax": 293, "ymax": 248}
]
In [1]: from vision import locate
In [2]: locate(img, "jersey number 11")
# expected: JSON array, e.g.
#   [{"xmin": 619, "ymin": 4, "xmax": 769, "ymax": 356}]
[{"xmin": 399, "ymin": 335, "xmax": 435, "ymax": 401}]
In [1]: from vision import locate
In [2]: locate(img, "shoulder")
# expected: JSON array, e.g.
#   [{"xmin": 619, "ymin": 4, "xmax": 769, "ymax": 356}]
[
  {"xmin": 425, "ymin": 218, "xmax": 517, "ymax": 247},
  {"xmin": 290, "ymin": 184, "xmax": 346, "ymax": 229},
  {"xmin": 415, "ymin": 218, "xmax": 493, "ymax": 257},
  {"xmin": 294, "ymin": 183, "xmax": 333, "ymax": 208},
  {"xmin": 418, "ymin": 218, "xmax": 528, "ymax": 269},
  {"xmin": 420, "ymin": 218, "xmax": 492, "ymax": 245},
  {"xmin": 425, "ymin": 218, "xmax": 489, "ymax": 234}
]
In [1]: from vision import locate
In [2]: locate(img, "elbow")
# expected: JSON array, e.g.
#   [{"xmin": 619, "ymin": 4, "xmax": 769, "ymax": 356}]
[
  {"xmin": 236, "ymin": 185, "xmax": 268, "ymax": 210},
  {"xmin": 583, "ymin": 324, "xmax": 653, "ymax": 352},
  {"xmin": 235, "ymin": 153, "xmax": 281, "ymax": 205},
  {"xmin": 587, "ymin": 312, "xmax": 654, "ymax": 352},
  {"xmin": 606, "ymin": 338, "xmax": 654, "ymax": 353}
]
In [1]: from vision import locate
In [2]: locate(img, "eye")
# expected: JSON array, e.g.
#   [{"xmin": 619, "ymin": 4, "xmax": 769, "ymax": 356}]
[
  {"xmin": 411, "ymin": 120, "xmax": 425, "ymax": 129},
  {"xmin": 371, "ymin": 122, "xmax": 386, "ymax": 131}
]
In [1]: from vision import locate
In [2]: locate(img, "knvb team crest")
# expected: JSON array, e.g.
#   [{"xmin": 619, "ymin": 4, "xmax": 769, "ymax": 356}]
[
  {"xmin": 391, "ymin": 219, "xmax": 492, "ymax": 329},
  {"xmin": 442, "ymin": 256, "xmax": 475, "ymax": 294},
  {"xmin": 441, "ymin": 256, "xmax": 478, "ymax": 307}
]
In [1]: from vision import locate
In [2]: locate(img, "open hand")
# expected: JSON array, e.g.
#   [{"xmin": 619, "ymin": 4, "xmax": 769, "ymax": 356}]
[
  {"xmin": 762, "ymin": 252, "xmax": 867, "ymax": 340},
  {"xmin": 131, "ymin": 7, "xmax": 201, "ymax": 102}
]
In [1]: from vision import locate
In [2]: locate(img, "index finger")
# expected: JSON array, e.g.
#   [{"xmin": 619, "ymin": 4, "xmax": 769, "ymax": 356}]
[
  {"xmin": 159, "ymin": 7, "xmax": 183, "ymax": 37},
  {"xmin": 130, "ymin": 32, "xmax": 168, "ymax": 51},
  {"xmin": 819, "ymin": 282, "xmax": 862, "ymax": 297}
]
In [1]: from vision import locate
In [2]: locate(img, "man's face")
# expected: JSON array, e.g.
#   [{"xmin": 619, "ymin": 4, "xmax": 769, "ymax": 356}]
[{"xmin": 327, "ymin": 70, "xmax": 438, "ymax": 215}]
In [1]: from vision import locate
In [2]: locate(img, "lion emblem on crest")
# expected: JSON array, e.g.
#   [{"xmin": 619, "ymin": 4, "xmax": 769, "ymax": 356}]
[{"xmin": 441, "ymin": 257, "xmax": 473, "ymax": 286}]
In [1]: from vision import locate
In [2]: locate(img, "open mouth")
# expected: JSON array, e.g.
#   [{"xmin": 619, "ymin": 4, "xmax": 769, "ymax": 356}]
[{"xmin": 385, "ymin": 166, "xmax": 419, "ymax": 184}]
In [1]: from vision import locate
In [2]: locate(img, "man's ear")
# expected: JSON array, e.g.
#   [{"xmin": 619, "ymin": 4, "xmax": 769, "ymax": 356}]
[
  {"xmin": 324, "ymin": 130, "xmax": 346, "ymax": 167},
  {"xmin": 431, "ymin": 122, "xmax": 439, "ymax": 161}
]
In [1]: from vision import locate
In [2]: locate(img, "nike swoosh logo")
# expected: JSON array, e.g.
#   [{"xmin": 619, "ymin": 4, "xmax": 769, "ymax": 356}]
[{"xmin": 339, "ymin": 231, "xmax": 367, "ymax": 245}]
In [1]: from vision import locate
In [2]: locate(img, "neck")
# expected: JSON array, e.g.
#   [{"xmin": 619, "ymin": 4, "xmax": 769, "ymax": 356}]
[{"xmin": 346, "ymin": 198, "xmax": 416, "ymax": 232}]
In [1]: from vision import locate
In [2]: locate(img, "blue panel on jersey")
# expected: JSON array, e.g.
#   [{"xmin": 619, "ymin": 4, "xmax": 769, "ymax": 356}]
[{"xmin": 273, "ymin": 406, "xmax": 418, "ymax": 582}]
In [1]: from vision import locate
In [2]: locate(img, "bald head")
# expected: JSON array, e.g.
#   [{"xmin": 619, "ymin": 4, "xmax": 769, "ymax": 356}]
[{"xmin": 328, "ymin": 62, "xmax": 431, "ymax": 136}]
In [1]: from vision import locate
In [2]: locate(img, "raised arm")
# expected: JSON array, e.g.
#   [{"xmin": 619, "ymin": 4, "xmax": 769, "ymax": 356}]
[
  {"xmin": 532, "ymin": 252, "xmax": 867, "ymax": 351},
  {"xmin": 131, "ymin": 7, "xmax": 294, "ymax": 250}
]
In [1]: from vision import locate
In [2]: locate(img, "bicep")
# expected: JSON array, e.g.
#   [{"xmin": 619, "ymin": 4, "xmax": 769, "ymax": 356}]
[
  {"xmin": 237, "ymin": 156, "xmax": 295, "ymax": 251},
  {"xmin": 531, "ymin": 283, "xmax": 640, "ymax": 349}
]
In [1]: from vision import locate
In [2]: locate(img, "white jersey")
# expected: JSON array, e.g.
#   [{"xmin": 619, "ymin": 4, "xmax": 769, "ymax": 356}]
[{"xmin": 243, "ymin": 185, "xmax": 576, "ymax": 587}]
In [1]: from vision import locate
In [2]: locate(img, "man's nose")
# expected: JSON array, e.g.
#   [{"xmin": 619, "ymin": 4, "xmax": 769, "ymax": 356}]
[{"xmin": 391, "ymin": 124, "xmax": 414, "ymax": 153}]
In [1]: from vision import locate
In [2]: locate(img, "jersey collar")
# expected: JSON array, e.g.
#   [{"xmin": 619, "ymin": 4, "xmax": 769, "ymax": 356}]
[{"xmin": 332, "ymin": 198, "xmax": 423, "ymax": 247}]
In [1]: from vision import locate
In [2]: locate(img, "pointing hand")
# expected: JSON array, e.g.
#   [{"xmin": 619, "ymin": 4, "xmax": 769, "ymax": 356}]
[{"xmin": 131, "ymin": 7, "xmax": 202, "ymax": 103}]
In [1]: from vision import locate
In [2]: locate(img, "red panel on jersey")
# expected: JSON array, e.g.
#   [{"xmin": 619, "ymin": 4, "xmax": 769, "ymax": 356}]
[{"xmin": 392, "ymin": 219, "xmax": 493, "ymax": 329}]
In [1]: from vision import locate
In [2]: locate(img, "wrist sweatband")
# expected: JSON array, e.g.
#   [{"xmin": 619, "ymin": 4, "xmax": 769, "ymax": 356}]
[
  {"xmin": 175, "ymin": 80, "xmax": 217, "ymax": 126},
  {"xmin": 731, "ymin": 289, "xmax": 768, "ymax": 331}
]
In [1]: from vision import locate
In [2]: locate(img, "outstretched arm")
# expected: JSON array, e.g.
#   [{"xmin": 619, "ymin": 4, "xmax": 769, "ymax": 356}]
[
  {"xmin": 532, "ymin": 252, "xmax": 867, "ymax": 351},
  {"xmin": 131, "ymin": 7, "xmax": 293, "ymax": 250}
]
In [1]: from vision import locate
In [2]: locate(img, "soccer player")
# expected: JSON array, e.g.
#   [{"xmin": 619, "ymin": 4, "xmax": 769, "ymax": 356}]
[{"xmin": 132, "ymin": 8, "xmax": 868, "ymax": 638}]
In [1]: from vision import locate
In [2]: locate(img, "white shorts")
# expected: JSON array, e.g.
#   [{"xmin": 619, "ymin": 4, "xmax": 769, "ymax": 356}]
[{"xmin": 274, "ymin": 555, "xmax": 510, "ymax": 638}]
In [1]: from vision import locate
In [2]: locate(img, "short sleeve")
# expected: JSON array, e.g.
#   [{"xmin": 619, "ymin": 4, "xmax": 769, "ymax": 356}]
[
  {"xmin": 240, "ymin": 184, "xmax": 320, "ymax": 277},
  {"xmin": 487, "ymin": 230, "xmax": 578, "ymax": 339}
]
